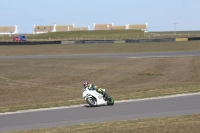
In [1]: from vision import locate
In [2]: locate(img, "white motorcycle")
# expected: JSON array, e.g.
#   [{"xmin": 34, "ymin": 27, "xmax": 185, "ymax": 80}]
[{"xmin": 82, "ymin": 88, "xmax": 114, "ymax": 107}]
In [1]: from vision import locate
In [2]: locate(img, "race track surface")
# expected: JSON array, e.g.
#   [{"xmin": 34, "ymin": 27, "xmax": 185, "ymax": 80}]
[{"xmin": 0, "ymin": 93, "xmax": 200, "ymax": 132}]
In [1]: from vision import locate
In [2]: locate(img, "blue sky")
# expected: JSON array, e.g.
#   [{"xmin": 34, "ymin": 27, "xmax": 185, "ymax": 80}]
[{"xmin": 0, "ymin": 0, "xmax": 199, "ymax": 33}]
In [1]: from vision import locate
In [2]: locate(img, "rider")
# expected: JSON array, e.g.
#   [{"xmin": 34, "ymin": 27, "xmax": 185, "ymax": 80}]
[{"xmin": 83, "ymin": 81, "xmax": 111, "ymax": 101}]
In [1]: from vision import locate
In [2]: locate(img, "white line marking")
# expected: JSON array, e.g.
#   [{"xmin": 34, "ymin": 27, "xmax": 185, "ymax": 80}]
[
  {"xmin": 127, "ymin": 55, "xmax": 195, "ymax": 59},
  {"xmin": 0, "ymin": 92, "xmax": 200, "ymax": 116},
  {"xmin": 115, "ymin": 92, "xmax": 200, "ymax": 103}
]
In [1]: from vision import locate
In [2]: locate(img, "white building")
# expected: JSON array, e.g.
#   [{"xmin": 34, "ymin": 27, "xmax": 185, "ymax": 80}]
[
  {"xmin": 33, "ymin": 24, "xmax": 56, "ymax": 34},
  {"xmin": 0, "ymin": 25, "xmax": 18, "ymax": 35},
  {"xmin": 126, "ymin": 23, "xmax": 148, "ymax": 32}
]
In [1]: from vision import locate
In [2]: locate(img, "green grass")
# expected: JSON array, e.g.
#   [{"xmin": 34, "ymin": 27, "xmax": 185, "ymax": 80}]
[
  {"xmin": 1, "ymin": 30, "xmax": 200, "ymax": 41},
  {"xmin": 0, "ymin": 41, "xmax": 200, "ymax": 56},
  {"xmin": 0, "ymin": 30, "xmax": 146, "ymax": 41},
  {"xmin": 30, "ymin": 30, "xmax": 145, "ymax": 40}
]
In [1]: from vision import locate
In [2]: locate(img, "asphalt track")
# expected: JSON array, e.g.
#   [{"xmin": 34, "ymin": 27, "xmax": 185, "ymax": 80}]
[
  {"xmin": 0, "ymin": 51, "xmax": 200, "ymax": 59},
  {"xmin": 0, "ymin": 51, "xmax": 200, "ymax": 132}
]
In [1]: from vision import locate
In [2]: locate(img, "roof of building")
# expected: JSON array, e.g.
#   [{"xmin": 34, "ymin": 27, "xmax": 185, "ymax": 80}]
[
  {"xmin": 34, "ymin": 25, "xmax": 54, "ymax": 32},
  {"xmin": 94, "ymin": 24, "xmax": 113, "ymax": 30},
  {"xmin": 56, "ymin": 25, "xmax": 74, "ymax": 32},
  {"xmin": 111, "ymin": 26, "xmax": 126, "ymax": 30},
  {"xmin": 0, "ymin": 26, "xmax": 15, "ymax": 33},
  {"xmin": 70, "ymin": 27, "xmax": 89, "ymax": 31},
  {"xmin": 128, "ymin": 24, "xmax": 147, "ymax": 30}
]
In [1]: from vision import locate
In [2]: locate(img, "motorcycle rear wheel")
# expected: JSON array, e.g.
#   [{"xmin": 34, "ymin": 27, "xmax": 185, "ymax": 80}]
[{"xmin": 107, "ymin": 98, "xmax": 114, "ymax": 106}]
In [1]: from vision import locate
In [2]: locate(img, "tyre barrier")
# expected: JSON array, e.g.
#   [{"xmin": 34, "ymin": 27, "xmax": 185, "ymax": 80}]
[
  {"xmin": 188, "ymin": 37, "xmax": 200, "ymax": 41},
  {"xmin": 125, "ymin": 40, "xmax": 139, "ymax": 43},
  {"xmin": 0, "ymin": 41, "xmax": 61, "ymax": 45},
  {"xmin": 84, "ymin": 40, "xmax": 115, "ymax": 44},
  {"xmin": 0, "ymin": 37, "xmax": 199, "ymax": 45},
  {"xmin": 125, "ymin": 38, "xmax": 175, "ymax": 43},
  {"xmin": 138, "ymin": 38, "xmax": 175, "ymax": 43}
]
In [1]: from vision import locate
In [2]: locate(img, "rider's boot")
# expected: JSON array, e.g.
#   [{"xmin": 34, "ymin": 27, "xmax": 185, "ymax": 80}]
[{"xmin": 103, "ymin": 92, "xmax": 111, "ymax": 101}]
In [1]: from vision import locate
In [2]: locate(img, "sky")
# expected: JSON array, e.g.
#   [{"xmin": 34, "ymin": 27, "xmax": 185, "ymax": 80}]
[{"xmin": 0, "ymin": 0, "xmax": 200, "ymax": 33}]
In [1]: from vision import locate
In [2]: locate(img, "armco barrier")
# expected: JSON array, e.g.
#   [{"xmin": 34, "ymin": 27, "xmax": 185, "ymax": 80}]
[
  {"xmin": 84, "ymin": 40, "xmax": 114, "ymax": 44},
  {"xmin": 61, "ymin": 41, "xmax": 75, "ymax": 44},
  {"xmin": 73, "ymin": 40, "xmax": 115, "ymax": 44},
  {"xmin": 114, "ymin": 40, "xmax": 125, "ymax": 43},
  {"xmin": 0, "ymin": 41, "xmax": 61, "ymax": 45}
]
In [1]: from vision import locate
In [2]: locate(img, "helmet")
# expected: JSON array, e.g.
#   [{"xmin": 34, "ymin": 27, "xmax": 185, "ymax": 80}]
[{"xmin": 83, "ymin": 81, "xmax": 89, "ymax": 88}]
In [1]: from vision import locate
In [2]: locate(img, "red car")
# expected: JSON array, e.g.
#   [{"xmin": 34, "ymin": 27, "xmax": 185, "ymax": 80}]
[
  {"xmin": 12, "ymin": 36, "xmax": 21, "ymax": 41},
  {"xmin": 12, "ymin": 35, "xmax": 27, "ymax": 41}
]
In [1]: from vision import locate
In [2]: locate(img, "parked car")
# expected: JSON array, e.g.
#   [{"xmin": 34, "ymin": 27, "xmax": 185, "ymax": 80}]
[
  {"xmin": 12, "ymin": 36, "xmax": 21, "ymax": 41},
  {"xmin": 12, "ymin": 35, "xmax": 26, "ymax": 41}
]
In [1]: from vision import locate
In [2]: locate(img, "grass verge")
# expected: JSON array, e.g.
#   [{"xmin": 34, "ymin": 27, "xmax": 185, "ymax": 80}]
[
  {"xmin": 10, "ymin": 114, "xmax": 200, "ymax": 133},
  {"xmin": 0, "ymin": 41, "xmax": 200, "ymax": 56}
]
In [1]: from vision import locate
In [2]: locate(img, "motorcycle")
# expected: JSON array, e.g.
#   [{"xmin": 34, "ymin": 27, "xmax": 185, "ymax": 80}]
[{"xmin": 82, "ymin": 87, "xmax": 114, "ymax": 107}]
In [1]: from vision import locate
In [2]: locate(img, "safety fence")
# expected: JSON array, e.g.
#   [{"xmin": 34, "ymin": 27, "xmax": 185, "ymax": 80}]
[
  {"xmin": 0, "ymin": 41, "xmax": 61, "ymax": 45},
  {"xmin": 0, "ymin": 37, "xmax": 200, "ymax": 45}
]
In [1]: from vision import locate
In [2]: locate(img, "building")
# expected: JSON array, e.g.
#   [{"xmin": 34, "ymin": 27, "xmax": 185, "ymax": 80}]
[
  {"xmin": 127, "ymin": 23, "xmax": 148, "ymax": 32},
  {"xmin": 33, "ymin": 24, "xmax": 90, "ymax": 34},
  {"xmin": 56, "ymin": 24, "xmax": 90, "ymax": 31},
  {"xmin": 111, "ymin": 26, "xmax": 126, "ymax": 30},
  {"xmin": 0, "ymin": 25, "xmax": 18, "ymax": 35},
  {"xmin": 33, "ymin": 24, "xmax": 56, "ymax": 34},
  {"xmin": 93, "ymin": 23, "xmax": 148, "ymax": 31},
  {"xmin": 33, "ymin": 23, "xmax": 148, "ymax": 33},
  {"xmin": 56, "ymin": 24, "xmax": 74, "ymax": 32},
  {"xmin": 70, "ymin": 26, "xmax": 90, "ymax": 31},
  {"xmin": 94, "ymin": 23, "xmax": 113, "ymax": 30}
]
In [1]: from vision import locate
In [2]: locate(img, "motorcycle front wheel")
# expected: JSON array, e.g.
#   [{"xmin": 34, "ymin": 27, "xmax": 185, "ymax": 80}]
[{"xmin": 86, "ymin": 97, "xmax": 97, "ymax": 107}]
